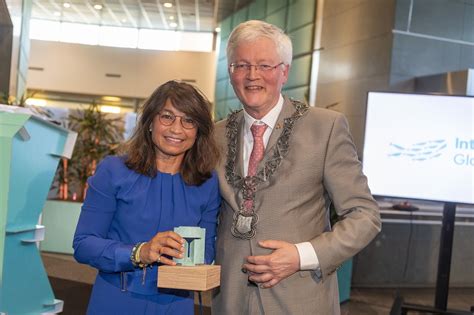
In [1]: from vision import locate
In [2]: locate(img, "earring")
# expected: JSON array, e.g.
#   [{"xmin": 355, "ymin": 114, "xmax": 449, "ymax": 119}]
[{"xmin": 149, "ymin": 127, "xmax": 152, "ymax": 132}]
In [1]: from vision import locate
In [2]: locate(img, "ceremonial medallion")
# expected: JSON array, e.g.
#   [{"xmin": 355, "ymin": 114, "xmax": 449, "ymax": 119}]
[
  {"xmin": 231, "ymin": 211, "xmax": 258, "ymax": 239},
  {"xmin": 225, "ymin": 99, "xmax": 309, "ymax": 239},
  {"xmin": 236, "ymin": 214, "xmax": 252, "ymax": 234}
]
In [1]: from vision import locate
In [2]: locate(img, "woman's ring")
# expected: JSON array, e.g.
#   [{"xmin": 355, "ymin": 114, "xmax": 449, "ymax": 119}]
[{"xmin": 157, "ymin": 255, "xmax": 161, "ymax": 263}]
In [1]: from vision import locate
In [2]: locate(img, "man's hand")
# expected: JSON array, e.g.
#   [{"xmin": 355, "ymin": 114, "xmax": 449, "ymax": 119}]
[{"xmin": 242, "ymin": 240, "xmax": 300, "ymax": 289}]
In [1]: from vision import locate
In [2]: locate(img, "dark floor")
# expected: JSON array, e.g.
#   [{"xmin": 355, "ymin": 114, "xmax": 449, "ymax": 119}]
[
  {"xmin": 44, "ymin": 253, "xmax": 474, "ymax": 315},
  {"xmin": 342, "ymin": 287, "xmax": 474, "ymax": 315},
  {"xmin": 49, "ymin": 277, "xmax": 93, "ymax": 315},
  {"xmin": 49, "ymin": 276, "xmax": 474, "ymax": 315}
]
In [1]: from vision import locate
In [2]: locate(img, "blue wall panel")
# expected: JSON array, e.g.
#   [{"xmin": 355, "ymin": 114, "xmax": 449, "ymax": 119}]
[
  {"xmin": 232, "ymin": 7, "xmax": 249, "ymax": 28},
  {"xmin": 290, "ymin": 23, "xmax": 314, "ymax": 56},
  {"xmin": 265, "ymin": 8, "xmax": 288, "ymax": 31},
  {"xmin": 286, "ymin": 54, "xmax": 312, "ymax": 89},
  {"xmin": 288, "ymin": 0, "xmax": 316, "ymax": 32},
  {"xmin": 267, "ymin": 0, "xmax": 288, "ymax": 15},
  {"xmin": 248, "ymin": 0, "xmax": 267, "ymax": 20}
]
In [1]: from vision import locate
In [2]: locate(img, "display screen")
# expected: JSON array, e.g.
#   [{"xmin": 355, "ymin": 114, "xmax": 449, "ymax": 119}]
[{"xmin": 363, "ymin": 92, "xmax": 474, "ymax": 204}]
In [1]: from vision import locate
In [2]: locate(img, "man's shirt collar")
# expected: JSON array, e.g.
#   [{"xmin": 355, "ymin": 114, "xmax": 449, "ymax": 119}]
[{"xmin": 243, "ymin": 94, "xmax": 284, "ymax": 131}]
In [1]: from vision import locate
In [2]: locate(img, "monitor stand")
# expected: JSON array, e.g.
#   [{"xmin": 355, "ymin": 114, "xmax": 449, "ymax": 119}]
[{"xmin": 390, "ymin": 202, "xmax": 474, "ymax": 314}]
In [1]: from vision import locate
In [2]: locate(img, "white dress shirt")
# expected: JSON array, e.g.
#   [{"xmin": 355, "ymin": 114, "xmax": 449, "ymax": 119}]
[{"xmin": 242, "ymin": 95, "xmax": 320, "ymax": 271}]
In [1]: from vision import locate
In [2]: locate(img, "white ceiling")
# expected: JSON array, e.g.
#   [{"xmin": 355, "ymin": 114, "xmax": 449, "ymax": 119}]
[{"xmin": 7, "ymin": 0, "xmax": 253, "ymax": 32}]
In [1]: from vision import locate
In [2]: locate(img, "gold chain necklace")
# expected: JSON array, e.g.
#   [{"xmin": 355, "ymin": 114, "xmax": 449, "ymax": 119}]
[{"xmin": 224, "ymin": 99, "xmax": 309, "ymax": 239}]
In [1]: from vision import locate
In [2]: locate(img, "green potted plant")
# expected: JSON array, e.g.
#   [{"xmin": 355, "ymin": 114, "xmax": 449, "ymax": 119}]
[
  {"xmin": 42, "ymin": 103, "xmax": 124, "ymax": 254},
  {"xmin": 0, "ymin": 91, "xmax": 37, "ymax": 107},
  {"xmin": 52, "ymin": 103, "xmax": 124, "ymax": 201}
]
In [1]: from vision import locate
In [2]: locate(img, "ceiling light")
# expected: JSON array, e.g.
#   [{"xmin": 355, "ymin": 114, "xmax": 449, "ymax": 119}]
[
  {"xmin": 54, "ymin": 11, "xmax": 61, "ymax": 16},
  {"xmin": 163, "ymin": 2, "xmax": 173, "ymax": 8},
  {"xmin": 215, "ymin": 27, "xmax": 221, "ymax": 33},
  {"xmin": 63, "ymin": 2, "xmax": 71, "ymax": 8},
  {"xmin": 100, "ymin": 105, "xmax": 121, "ymax": 113},
  {"xmin": 25, "ymin": 98, "xmax": 47, "ymax": 107},
  {"xmin": 102, "ymin": 96, "xmax": 122, "ymax": 102},
  {"xmin": 169, "ymin": 16, "xmax": 174, "ymax": 20},
  {"xmin": 169, "ymin": 22, "xmax": 177, "ymax": 28},
  {"xmin": 121, "ymin": 18, "xmax": 126, "ymax": 23},
  {"xmin": 94, "ymin": 4, "xmax": 103, "ymax": 10}
]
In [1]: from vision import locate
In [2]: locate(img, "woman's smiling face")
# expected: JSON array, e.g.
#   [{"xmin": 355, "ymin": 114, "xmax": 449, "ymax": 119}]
[{"xmin": 150, "ymin": 98, "xmax": 197, "ymax": 162}]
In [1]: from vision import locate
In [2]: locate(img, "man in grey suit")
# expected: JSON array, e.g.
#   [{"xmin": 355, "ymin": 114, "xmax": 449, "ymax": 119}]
[{"xmin": 212, "ymin": 20, "xmax": 381, "ymax": 314}]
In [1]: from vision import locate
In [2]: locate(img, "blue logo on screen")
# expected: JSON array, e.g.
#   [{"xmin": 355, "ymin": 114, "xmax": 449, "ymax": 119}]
[{"xmin": 388, "ymin": 140, "xmax": 447, "ymax": 161}]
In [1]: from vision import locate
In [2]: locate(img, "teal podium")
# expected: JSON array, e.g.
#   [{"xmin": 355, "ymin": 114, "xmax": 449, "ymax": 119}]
[
  {"xmin": 0, "ymin": 105, "xmax": 77, "ymax": 314},
  {"xmin": 337, "ymin": 258, "xmax": 353, "ymax": 303}
]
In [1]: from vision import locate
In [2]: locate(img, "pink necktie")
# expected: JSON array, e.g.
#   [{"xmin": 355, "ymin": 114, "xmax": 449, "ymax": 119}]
[
  {"xmin": 243, "ymin": 123, "xmax": 268, "ymax": 213},
  {"xmin": 248, "ymin": 123, "xmax": 268, "ymax": 176}
]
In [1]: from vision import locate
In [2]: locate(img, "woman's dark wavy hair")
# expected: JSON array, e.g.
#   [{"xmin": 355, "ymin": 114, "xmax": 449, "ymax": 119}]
[{"xmin": 121, "ymin": 80, "xmax": 219, "ymax": 186}]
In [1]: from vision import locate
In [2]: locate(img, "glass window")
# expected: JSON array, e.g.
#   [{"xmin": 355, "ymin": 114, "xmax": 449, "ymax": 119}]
[
  {"xmin": 100, "ymin": 26, "xmax": 138, "ymax": 48},
  {"xmin": 138, "ymin": 29, "xmax": 179, "ymax": 51},
  {"xmin": 180, "ymin": 32, "xmax": 213, "ymax": 52},
  {"xmin": 60, "ymin": 22, "xmax": 99, "ymax": 45},
  {"xmin": 30, "ymin": 19, "xmax": 61, "ymax": 41},
  {"xmin": 28, "ymin": 19, "xmax": 213, "ymax": 52}
]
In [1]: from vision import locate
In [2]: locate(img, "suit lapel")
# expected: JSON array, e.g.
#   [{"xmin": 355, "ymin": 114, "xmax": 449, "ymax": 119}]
[
  {"xmin": 235, "ymin": 111, "xmax": 245, "ymax": 179},
  {"xmin": 264, "ymin": 97, "xmax": 294, "ymax": 158}
]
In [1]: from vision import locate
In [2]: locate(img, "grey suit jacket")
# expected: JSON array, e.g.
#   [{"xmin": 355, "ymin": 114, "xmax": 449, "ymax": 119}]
[{"xmin": 212, "ymin": 96, "xmax": 381, "ymax": 315}]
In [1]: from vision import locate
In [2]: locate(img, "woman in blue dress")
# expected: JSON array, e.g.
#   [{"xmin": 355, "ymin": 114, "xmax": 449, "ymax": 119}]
[{"xmin": 73, "ymin": 80, "xmax": 221, "ymax": 314}]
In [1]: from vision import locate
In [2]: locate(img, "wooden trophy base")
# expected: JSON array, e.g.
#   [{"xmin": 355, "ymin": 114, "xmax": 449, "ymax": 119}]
[{"xmin": 158, "ymin": 265, "xmax": 221, "ymax": 291}]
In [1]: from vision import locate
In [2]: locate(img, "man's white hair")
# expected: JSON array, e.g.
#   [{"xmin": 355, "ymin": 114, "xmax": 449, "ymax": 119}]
[{"xmin": 226, "ymin": 20, "xmax": 293, "ymax": 66}]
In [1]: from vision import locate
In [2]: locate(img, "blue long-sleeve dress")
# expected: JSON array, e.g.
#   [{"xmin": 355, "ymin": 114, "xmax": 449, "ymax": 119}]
[{"xmin": 73, "ymin": 156, "xmax": 221, "ymax": 314}]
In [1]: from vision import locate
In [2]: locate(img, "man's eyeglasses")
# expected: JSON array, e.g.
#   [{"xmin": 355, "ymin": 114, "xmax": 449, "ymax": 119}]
[
  {"xmin": 157, "ymin": 111, "xmax": 197, "ymax": 129},
  {"xmin": 229, "ymin": 62, "xmax": 284, "ymax": 74}
]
